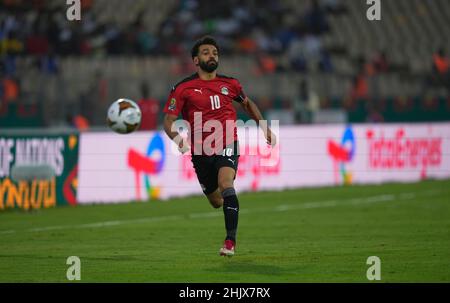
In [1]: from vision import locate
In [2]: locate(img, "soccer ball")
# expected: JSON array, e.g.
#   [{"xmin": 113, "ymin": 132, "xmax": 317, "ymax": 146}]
[{"xmin": 107, "ymin": 98, "xmax": 142, "ymax": 134}]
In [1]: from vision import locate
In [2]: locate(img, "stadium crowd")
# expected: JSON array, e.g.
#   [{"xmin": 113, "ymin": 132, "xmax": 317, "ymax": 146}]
[
  {"xmin": 1, "ymin": 0, "xmax": 449, "ymax": 128},
  {"xmin": 0, "ymin": 0, "xmax": 338, "ymax": 65}
]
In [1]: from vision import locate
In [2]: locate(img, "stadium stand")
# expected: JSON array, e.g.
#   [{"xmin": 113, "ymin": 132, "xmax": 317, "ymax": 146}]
[{"xmin": 1, "ymin": 0, "xmax": 449, "ymax": 127}]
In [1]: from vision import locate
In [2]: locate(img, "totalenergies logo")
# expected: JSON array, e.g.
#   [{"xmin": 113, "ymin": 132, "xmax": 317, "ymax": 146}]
[
  {"xmin": 366, "ymin": 128, "xmax": 442, "ymax": 178},
  {"xmin": 128, "ymin": 133, "xmax": 165, "ymax": 201},
  {"xmin": 327, "ymin": 127, "xmax": 355, "ymax": 185}
]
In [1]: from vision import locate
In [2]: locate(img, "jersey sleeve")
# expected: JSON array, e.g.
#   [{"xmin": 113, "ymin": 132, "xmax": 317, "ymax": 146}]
[
  {"xmin": 163, "ymin": 85, "xmax": 185, "ymax": 116},
  {"xmin": 232, "ymin": 79, "xmax": 247, "ymax": 103}
]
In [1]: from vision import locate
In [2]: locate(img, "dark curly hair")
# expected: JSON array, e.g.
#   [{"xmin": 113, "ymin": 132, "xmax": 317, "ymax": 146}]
[{"xmin": 191, "ymin": 36, "xmax": 220, "ymax": 59}]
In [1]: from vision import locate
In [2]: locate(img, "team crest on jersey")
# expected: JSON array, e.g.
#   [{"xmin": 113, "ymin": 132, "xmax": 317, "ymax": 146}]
[
  {"xmin": 221, "ymin": 86, "xmax": 229, "ymax": 95},
  {"xmin": 168, "ymin": 98, "xmax": 176, "ymax": 111}
]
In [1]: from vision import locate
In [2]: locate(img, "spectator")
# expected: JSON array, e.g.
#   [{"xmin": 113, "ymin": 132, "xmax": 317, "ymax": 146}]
[
  {"xmin": 3, "ymin": 54, "xmax": 17, "ymax": 75},
  {"xmin": 137, "ymin": 83, "xmax": 160, "ymax": 130},
  {"xmin": 255, "ymin": 52, "xmax": 277, "ymax": 75},
  {"xmin": 366, "ymin": 102, "xmax": 384, "ymax": 123},
  {"xmin": 26, "ymin": 27, "xmax": 49, "ymax": 56},
  {"xmin": 432, "ymin": 48, "xmax": 450, "ymax": 90},
  {"xmin": 39, "ymin": 48, "xmax": 59, "ymax": 74},
  {"xmin": 0, "ymin": 76, "xmax": 4, "ymax": 112},
  {"xmin": 236, "ymin": 36, "xmax": 258, "ymax": 53},
  {"xmin": 136, "ymin": 25, "xmax": 157, "ymax": 55},
  {"xmin": 318, "ymin": 49, "xmax": 333, "ymax": 72},
  {"xmin": 81, "ymin": 0, "xmax": 93, "ymax": 10},
  {"xmin": 303, "ymin": 33, "xmax": 323, "ymax": 60},
  {"xmin": 355, "ymin": 55, "xmax": 375, "ymax": 76},
  {"xmin": 66, "ymin": 113, "xmax": 90, "ymax": 131},
  {"xmin": 288, "ymin": 33, "xmax": 323, "ymax": 72},
  {"xmin": 433, "ymin": 49, "xmax": 449, "ymax": 75},
  {"xmin": 80, "ymin": 70, "xmax": 108, "ymax": 125},
  {"xmin": 1, "ymin": 31, "xmax": 24, "ymax": 56},
  {"xmin": 304, "ymin": 0, "xmax": 329, "ymax": 35},
  {"xmin": 2, "ymin": 76, "xmax": 19, "ymax": 103},
  {"xmin": 104, "ymin": 22, "xmax": 124, "ymax": 55},
  {"xmin": 321, "ymin": 0, "xmax": 348, "ymax": 15},
  {"xmin": 349, "ymin": 74, "xmax": 368, "ymax": 101},
  {"xmin": 292, "ymin": 80, "xmax": 320, "ymax": 123},
  {"xmin": 372, "ymin": 50, "xmax": 390, "ymax": 74}
]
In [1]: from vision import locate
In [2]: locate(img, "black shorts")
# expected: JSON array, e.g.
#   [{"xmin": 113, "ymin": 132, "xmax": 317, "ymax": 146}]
[{"xmin": 191, "ymin": 141, "xmax": 239, "ymax": 195}]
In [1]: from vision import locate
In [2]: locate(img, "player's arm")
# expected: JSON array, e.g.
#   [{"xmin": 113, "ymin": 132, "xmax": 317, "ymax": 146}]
[
  {"xmin": 163, "ymin": 113, "xmax": 189, "ymax": 154},
  {"xmin": 239, "ymin": 97, "xmax": 277, "ymax": 146},
  {"xmin": 163, "ymin": 113, "xmax": 180, "ymax": 141}
]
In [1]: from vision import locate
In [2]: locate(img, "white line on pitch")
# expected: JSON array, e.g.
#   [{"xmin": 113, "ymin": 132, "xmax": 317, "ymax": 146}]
[{"xmin": 0, "ymin": 190, "xmax": 436, "ymax": 235}]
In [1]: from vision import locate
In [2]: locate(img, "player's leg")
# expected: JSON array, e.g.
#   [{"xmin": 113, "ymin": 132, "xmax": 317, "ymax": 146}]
[
  {"xmin": 206, "ymin": 189, "xmax": 223, "ymax": 208},
  {"xmin": 215, "ymin": 151, "xmax": 239, "ymax": 256},
  {"xmin": 218, "ymin": 166, "xmax": 239, "ymax": 243},
  {"xmin": 218, "ymin": 166, "xmax": 236, "ymax": 193},
  {"xmin": 191, "ymin": 155, "xmax": 222, "ymax": 208}
]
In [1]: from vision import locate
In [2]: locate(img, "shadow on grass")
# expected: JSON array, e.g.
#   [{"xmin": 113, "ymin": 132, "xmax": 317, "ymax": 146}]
[{"xmin": 205, "ymin": 259, "xmax": 290, "ymax": 277}]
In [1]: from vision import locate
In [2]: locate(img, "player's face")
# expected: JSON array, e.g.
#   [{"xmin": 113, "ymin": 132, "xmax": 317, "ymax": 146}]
[{"xmin": 196, "ymin": 44, "xmax": 219, "ymax": 73}]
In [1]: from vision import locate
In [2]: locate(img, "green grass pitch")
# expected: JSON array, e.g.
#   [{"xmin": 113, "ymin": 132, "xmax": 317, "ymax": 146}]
[{"xmin": 0, "ymin": 179, "xmax": 449, "ymax": 282}]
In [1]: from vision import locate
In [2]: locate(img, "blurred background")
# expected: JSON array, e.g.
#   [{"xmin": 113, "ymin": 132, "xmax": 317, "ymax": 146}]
[{"xmin": 1, "ymin": 0, "xmax": 449, "ymax": 130}]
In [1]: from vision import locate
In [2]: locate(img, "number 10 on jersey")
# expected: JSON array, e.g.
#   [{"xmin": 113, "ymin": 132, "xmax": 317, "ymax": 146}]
[{"xmin": 210, "ymin": 95, "xmax": 221, "ymax": 110}]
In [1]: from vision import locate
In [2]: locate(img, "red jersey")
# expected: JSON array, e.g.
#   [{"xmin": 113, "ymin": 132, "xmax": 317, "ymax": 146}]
[{"xmin": 163, "ymin": 73, "xmax": 246, "ymax": 155}]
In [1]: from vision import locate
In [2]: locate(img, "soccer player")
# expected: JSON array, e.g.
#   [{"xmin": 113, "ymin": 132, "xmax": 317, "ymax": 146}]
[{"xmin": 163, "ymin": 36, "xmax": 276, "ymax": 257}]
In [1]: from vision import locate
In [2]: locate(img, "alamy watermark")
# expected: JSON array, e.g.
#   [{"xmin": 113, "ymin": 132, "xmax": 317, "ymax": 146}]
[
  {"xmin": 66, "ymin": 256, "xmax": 81, "ymax": 281},
  {"xmin": 66, "ymin": 0, "xmax": 81, "ymax": 21},
  {"xmin": 170, "ymin": 115, "xmax": 279, "ymax": 167},
  {"xmin": 366, "ymin": 256, "xmax": 381, "ymax": 281},
  {"xmin": 367, "ymin": 0, "xmax": 381, "ymax": 21}
]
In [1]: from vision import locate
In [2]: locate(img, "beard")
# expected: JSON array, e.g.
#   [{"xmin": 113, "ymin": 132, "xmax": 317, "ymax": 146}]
[{"xmin": 199, "ymin": 59, "xmax": 219, "ymax": 73}]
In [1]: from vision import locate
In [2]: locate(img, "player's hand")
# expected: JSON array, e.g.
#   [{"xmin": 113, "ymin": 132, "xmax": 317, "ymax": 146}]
[
  {"xmin": 178, "ymin": 138, "xmax": 190, "ymax": 154},
  {"xmin": 265, "ymin": 130, "xmax": 277, "ymax": 147}
]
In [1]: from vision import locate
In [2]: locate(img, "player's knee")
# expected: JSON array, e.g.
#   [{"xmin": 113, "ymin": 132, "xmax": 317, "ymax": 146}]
[
  {"xmin": 218, "ymin": 176, "xmax": 234, "ymax": 193},
  {"xmin": 218, "ymin": 181, "xmax": 234, "ymax": 193},
  {"xmin": 211, "ymin": 202, "xmax": 222, "ymax": 209}
]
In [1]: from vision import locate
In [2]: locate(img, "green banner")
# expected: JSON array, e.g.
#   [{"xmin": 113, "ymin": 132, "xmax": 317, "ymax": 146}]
[{"xmin": 0, "ymin": 132, "xmax": 79, "ymax": 211}]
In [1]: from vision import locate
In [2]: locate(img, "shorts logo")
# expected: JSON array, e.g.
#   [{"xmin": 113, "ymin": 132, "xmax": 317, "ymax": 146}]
[
  {"xmin": 221, "ymin": 87, "xmax": 229, "ymax": 95},
  {"xmin": 168, "ymin": 98, "xmax": 177, "ymax": 111},
  {"xmin": 200, "ymin": 183, "xmax": 206, "ymax": 191}
]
